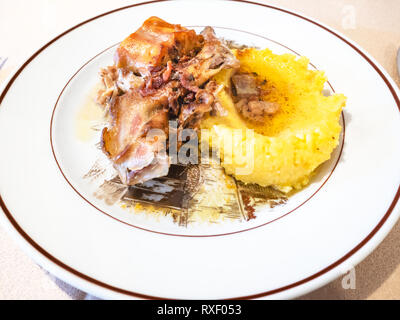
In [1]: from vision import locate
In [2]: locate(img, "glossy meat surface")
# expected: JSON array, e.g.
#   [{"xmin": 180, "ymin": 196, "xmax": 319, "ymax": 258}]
[
  {"xmin": 99, "ymin": 18, "xmax": 239, "ymax": 186},
  {"xmin": 177, "ymin": 27, "xmax": 239, "ymax": 91},
  {"xmin": 114, "ymin": 16, "xmax": 203, "ymax": 76},
  {"xmin": 102, "ymin": 87, "xmax": 170, "ymax": 185}
]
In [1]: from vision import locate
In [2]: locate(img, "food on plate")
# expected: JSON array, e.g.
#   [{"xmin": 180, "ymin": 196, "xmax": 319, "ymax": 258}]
[
  {"xmin": 95, "ymin": 16, "xmax": 345, "ymax": 194},
  {"xmin": 201, "ymin": 48, "xmax": 346, "ymax": 192}
]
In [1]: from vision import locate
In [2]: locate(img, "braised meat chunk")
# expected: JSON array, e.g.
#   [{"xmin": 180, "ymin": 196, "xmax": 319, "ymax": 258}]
[
  {"xmin": 98, "ymin": 17, "xmax": 240, "ymax": 186},
  {"xmin": 231, "ymin": 72, "xmax": 279, "ymax": 122},
  {"xmin": 114, "ymin": 16, "xmax": 203, "ymax": 76},
  {"xmin": 177, "ymin": 27, "xmax": 239, "ymax": 92},
  {"xmin": 231, "ymin": 73, "xmax": 260, "ymax": 97},
  {"xmin": 101, "ymin": 86, "xmax": 173, "ymax": 185},
  {"xmin": 235, "ymin": 99, "xmax": 280, "ymax": 123}
]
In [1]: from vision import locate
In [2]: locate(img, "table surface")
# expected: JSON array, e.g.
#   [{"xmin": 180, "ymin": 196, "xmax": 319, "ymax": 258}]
[{"xmin": 1, "ymin": 0, "xmax": 400, "ymax": 300}]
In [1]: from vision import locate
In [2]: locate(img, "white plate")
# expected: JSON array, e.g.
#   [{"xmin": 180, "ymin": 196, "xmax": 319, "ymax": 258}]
[{"xmin": 1, "ymin": 0, "xmax": 400, "ymax": 299}]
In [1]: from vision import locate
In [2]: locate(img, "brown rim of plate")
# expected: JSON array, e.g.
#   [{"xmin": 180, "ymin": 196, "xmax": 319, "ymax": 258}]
[
  {"xmin": 0, "ymin": 0, "xmax": 399, "ymax": 300},
  {"xmin": 49, "ymin": 27, "xmax": 344, "ymax": 237}
]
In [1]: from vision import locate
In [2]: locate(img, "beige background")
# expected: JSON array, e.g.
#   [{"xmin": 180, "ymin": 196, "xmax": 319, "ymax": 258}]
[{"xmin": 0, "ymin": 0, "xmax": 399, "ymax": 299}]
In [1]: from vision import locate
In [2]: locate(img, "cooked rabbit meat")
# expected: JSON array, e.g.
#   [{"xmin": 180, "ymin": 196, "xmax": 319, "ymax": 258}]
[
  {"xmin": 177, "ymin": 26, "xmax": 239, "ymax": 92},
  {"xmin": 114, "ymin": 16, "xmax": 203, "ymax": 76},
  {"xmin": 96, "ymin": 66, "xmax": 119, "ymax": 106},
  {"xmin": 231, "ymin": 73, "xmax": 260, "ymax": 97},
  {"xmin": 236, "ymin": 99, "xmax": 280, "ymax": 123},
  {"xmin": 101, "ymin": 87, "xmax": 171, "ymax": 185},
  {"xmin": 99, "ymin": 18, "xmax": 240, "ymax": 186},
  {"xmin": 96, "ymin": 66, "xmax": 144, "ymax": 107},
  {"xmin": 232, "ymin": 72, "xmax": 280, "ymax": 122},
  {"xmin": 179, "ymin": 90, "xmax": 215, "ymax": 130}
]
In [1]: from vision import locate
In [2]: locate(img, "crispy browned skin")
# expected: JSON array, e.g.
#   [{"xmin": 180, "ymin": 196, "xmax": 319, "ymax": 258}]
[
  {"xmin": 114, "ymin": 16, "xmax": 203, "ymax": 76},
  {"xmin": 101, "ymin": 82, "xmax": 185, "ymax": 185},
  {"xmin": 100, "ymin": 17, "xmax": 239, "ymax": 186}
]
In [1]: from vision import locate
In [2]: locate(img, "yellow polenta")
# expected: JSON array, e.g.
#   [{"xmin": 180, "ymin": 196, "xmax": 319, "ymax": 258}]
[{"xmin": 200, "ymin": 48, "xmax": 346, "ymax": 192}]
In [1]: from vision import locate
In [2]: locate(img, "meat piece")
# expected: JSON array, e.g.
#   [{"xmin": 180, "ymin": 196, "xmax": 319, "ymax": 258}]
[
  {"xmin": 204, "ymin": 80, "xmax": 226, "ymax": 116},
  {"xmin": 236, "ymin": 99, "xmax": 280, "ymax": 123},
  {"xmin": 162, "ymin": 61, "xmax": 173, "ymax": 82},
  {"xmin": 101, "ymin": 87, "xmax": 172, "ymax": 185},
  {"xmin": 96, "ymin": 66, "xmax": 119, "ymax": 107},
  {"xmin": 96, "ymin": 67, "xmax": 144, "ymax": 107},
  {"xmin": 139, "ymin": 26, "xmax": 236, "ymax": 96},
  {"xmin": 231, "ymin": 73, "xmax": 260, "ymax": 97},
  {"xmin": 139, "ymin": 61, "xmax": 177, "ymax": 97},
  {"xmin": 176, "ymin": 81, "xmax": 225, "ymax": 144},
  {"xmin": 177, "ymin": 90, "xmax": 214, "ymax": 149},
  {"xmin": 231, "ymin": 72, "xmax": 279, "ymax": 122},
  {"xmin": 179, "ymin": 90, "xmax": 214, "ymax": 129},
  {"xmin": 114, "ymin": 16, "xmax": 203, "ymax": 76},
  {"xmin": 116, "ymin": 69, "xmax": 144, "ymax": 92},
  {"xmin": 177, "ymin": 27, "xmax": 239, "ymax": 92},
  {"xmin": 99, "ymin": 19, "xmax": 240, "ymax": 186}
]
